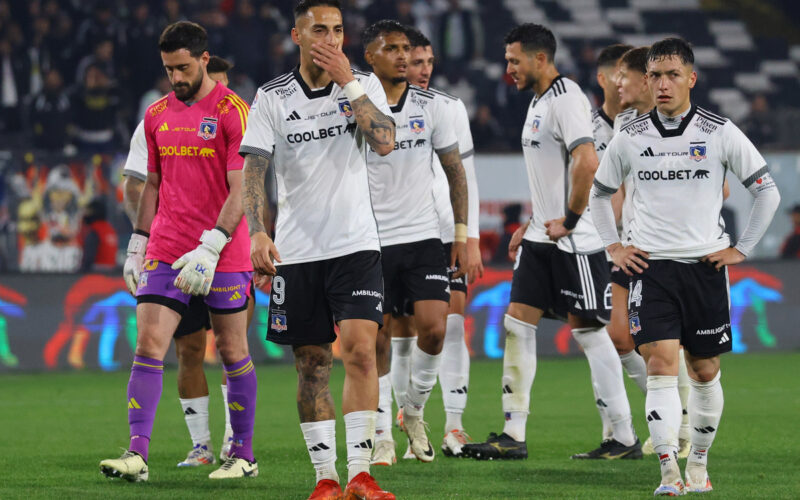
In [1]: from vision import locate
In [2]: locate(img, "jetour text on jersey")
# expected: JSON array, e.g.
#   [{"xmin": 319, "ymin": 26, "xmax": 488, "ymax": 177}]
[{"xmin": 287, "ymin": 123, "xmax": 357, "ymax": 144}]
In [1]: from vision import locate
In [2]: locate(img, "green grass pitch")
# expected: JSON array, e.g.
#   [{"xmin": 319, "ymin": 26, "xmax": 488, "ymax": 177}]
[{"xmin": 1, "ymin": 352, "xmax": 798, "ymax": 499}]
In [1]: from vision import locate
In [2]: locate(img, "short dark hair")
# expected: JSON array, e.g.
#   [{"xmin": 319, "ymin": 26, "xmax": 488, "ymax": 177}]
[
  {"xmin": 620, "ymin": 46, "xmax": 650, "ymax": 74},
  {"xmin": 361, "ymin": 19, "xmax": 408, "ymax": 48},
  {"xmin": 503, "ymin": 23, "xmax": 556, "ymax": 61},
  {"xmin": 207, "ymin": 56, "xmax": 233, "ymax": 74},
  {"xmin": 294, "ymin": 0, "xmax": 341, "ymax": 19},
  {"xmin": 647, "ymin": 37, "xmax": 694, "ymax": 65},
  {"xmin": 406, "ymin": 27, "xmax": 431, "ymax": 49},
  {"xmin": 597, "ymin": 43, "xmax": 633, "ymax": 68},
  {"xmin": 158, "ymin": 21, "xmax": 207, "ymax": 57}
]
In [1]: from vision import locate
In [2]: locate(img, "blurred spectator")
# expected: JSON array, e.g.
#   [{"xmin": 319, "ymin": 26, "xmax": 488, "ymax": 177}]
[
  {"xmin": 71, "ymin": 64, "xmax": 121, "ymax": 154},
  {"xmin": 79, "ymin": 197, "xmax": 118, "ymax": 272},
  {"xmin": 437, "ymin": 0, "xmax": 483, "ymax": 77},
  {"xmin": 75, "ymin": 4, "xmax": 120, "ymax": 56},
  {"xmin": 49, "ymin": 12, "xmax": 79, "ymax": 81},
  {"xmin": 779, "ymin": 204, "xmax": 800, "ymax": 259},
  {"xmin": 75, "ymin": 38, "xmax": 117, "ymax": 85},
  {"xmin": 0, "ymin": 35, "xmax": 29, "ymax": 133},
  {"xmin": 41, "ymin": 166, "xmax": 81, "ymax": 244},
  {"xmin": 18, "ymin": 197, "xmax": 81, "ymax": 272},
  {"xmin": 492, "ymin": 203, "xmax": 522, "ymax": 264},
  {"xmin": 162, "ymin": 0, "xmax": 186, "ymax": 26},
  {"xmin": 28, "ymin": 15, "xmax": 54, "ymax": 95},
  {"xmin": 225, "ymin": 0, "xmax": 273, "ymax": 84},
  {"xmin": 24, "ymin": 68, "xmax": 71, "ymax": 152},
  {"xmin": 125, "ymin": 1, "xmax": 163, "ymax": 101},
  {"xmin": 470, "ymin": 104, "xmax": 505, "ymax": 151},
  {"xmin": 741, "ymin": 94, "xmax": 777, "ymax": 148}
]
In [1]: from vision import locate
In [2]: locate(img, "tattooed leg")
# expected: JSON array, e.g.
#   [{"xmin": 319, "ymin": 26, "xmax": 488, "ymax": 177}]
[{"xmin": 294, "ymin": 344, "xmax": 336, "ymax": 422}]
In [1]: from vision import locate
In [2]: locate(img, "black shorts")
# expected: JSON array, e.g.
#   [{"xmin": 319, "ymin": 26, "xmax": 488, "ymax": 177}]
[
  {"xmin": 628, "ymin": 260, "xmax": 732, "ymax": 357},
  {"xmin": 509, "ymin": 241, "xmax": 611, "ymax": 322},
  {"xmin": 382, "ymin": 239, "xmax": 451, "ymax": 317},
  {"xmin": 173, "ymin": 295, "xmax": 211, "ymax": 338},
  {"xmin": 610, "ymin": 263, "xmax": 629, "ymax": 289},
  {"xmin": 267, "ymin": 250, "xmax": 384, "ymax": 346}
]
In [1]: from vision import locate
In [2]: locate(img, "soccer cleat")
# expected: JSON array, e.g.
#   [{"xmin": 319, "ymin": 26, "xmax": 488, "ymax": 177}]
[
  {"xmin": 402, "ymin": 438, "xmax": 415, "ymax": 460},
  {"xmin": 220, "ymin": 428, "xmax": 234, "ymax": 460},
  {"xmin": 441, "ymin": 429, "xmax": 472, "ymax": 457},
  {"xmin": 208, "ymin": 456, "xmax": 258, "ymax": 479},
  {"xmin": 177, "ymin": 442, "xmax": 215, "ymax": 467},
  {"xmin": 370, "ymin": 439, "xmax": 396, "ymax": 466},
  {"xmin": 401, "ymin": 413, "xmax": 434, "ymax": 462},
  {"xmin": 685, "ymin": 465, "xmax": 713, "ymax": 493},
  {"xmin": 678, "ymin": 438, "xmax": 691, "ymax": 459},
  {"xmin": 654, "ymin": 479, "xmax": 686, "ymax": 496},
  {"xmin": 343, "ymin": 472, "xmax": 395, "ymax": 500},
  {"xmin": 395, "ymin": 408, "xmax": 403, "ymax": 428},
  {"xmin": 570, "ymin": 438, "xmax": 643, "ymax": 460},
  {"xmin": 462, "ymin": 432, "xmax": 528, "ymax": 460},
  {"xmin": 99, "ymin": 450, "xmax": 149, "ymax": 482},
  {"xmin": 643, "ymin": 436, "xmax": 655, "ymax": 455},
  {"xmin": 308, "ymin": 479, "xmax": 344, "ymax": 500}
]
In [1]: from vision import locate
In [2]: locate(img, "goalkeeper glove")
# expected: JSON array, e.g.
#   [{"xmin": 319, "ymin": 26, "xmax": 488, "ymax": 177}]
[
  {"xmin": 123, "ymin": 232, "xmax": 148, "ymax": 295},
  {"xmin": 172, "ymin": 228, "xmax": 229, "ymax": 296}
]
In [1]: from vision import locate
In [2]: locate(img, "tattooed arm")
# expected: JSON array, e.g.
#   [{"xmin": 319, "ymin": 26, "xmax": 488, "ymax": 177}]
[
  {"xmin": 437, "ymin": 146, "xmax": 469, "ymax": 278},
  {"xmin": 242, "ymin": 153, "xmax": 281, "ymax": 275},
  {"xmin": 350, "ymin": 94, "xmax": 395, "ymax": 155}
]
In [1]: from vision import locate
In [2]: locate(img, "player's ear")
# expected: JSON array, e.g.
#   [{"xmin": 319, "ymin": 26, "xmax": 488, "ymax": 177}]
[
  {"xmin": 688, "ymin": 69, "xmax": 697, "ymax": 89},
  {"xmin": 364, "ymin": 49, "xmax": 373, "ymax": 66},
  {"xmin": 291, "ymin": 27, "xmax": 300, "ymax": 46}
]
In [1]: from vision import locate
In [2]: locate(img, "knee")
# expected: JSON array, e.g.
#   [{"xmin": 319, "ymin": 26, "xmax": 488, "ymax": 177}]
[
  {"xmin": 135, "ymin": 331, "xmax": 166, "ymax": 360},
  {"xmin": 646, "ymin": 355, "xmax": 676, "ymax": 376},
  {"xmin": 176, "ymin": 336, "xmax": 205, "ymax": 366},
  {"xmin": 215, "ymin": 335, "xmax": 247, "ymax": 365},
  {"xmin": 416, "ymin": 316, "xmax": 446, "ymax": 344},
  {"xmin": 295, "ymin": 347, "xmax": 332, "ymax": 382},
  {"xmin": 341, "ymin": 343, "xmax": 376, "ymax": 377},
  {"xmin": 689, "ymin": 360, "xmax": 720, "ymax": 383}
]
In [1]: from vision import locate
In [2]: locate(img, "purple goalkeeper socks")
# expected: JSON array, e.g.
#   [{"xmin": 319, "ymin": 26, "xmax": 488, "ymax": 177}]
[
  {"xmin": 225, "ymin": 355, "xmax": 257, "ymax": 462},
  {"xmin": 127, "ymin": 355, "xmax": 164, "ymax": 462}
]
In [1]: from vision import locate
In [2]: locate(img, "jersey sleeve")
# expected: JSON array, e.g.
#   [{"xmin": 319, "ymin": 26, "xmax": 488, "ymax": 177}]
[
  {"xmin": 239, "ymin": 88, "xmax": 275, "ymax": 160},
  {"xmin": 143, "ymin": 112, "xmax": 160, "ymax": 174},
  {"xmin": 123, "ymin": 120, "xmax": 148, "ymax": 181},
  {"xmin": 720, "ymin": 121, "xmax": 770, "ymax": 189},
  {"xmin": 453, "ymin": 99, "xmax": 474, "ymax": 157},
  {"xmin": 553, "ymin": 93, "xmax": 595, "ymax": 152},
  {"xmin": 220, "ymin": 93, "xmax": 249, "ymax": 171},
  {"xmin": 431, "ymin": 96, "xmax": 458, "ymax": 154},
  {"xmin": 363, "ymin": 72, "xmax": 393, "ymax": 118},
  {"xmin": 593, "ymin": 133, "xmax": 629, "ymax": 193}
]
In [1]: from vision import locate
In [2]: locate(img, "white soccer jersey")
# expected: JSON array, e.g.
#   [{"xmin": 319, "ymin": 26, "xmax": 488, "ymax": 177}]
[
  {"xmin": 594, "ymin": 105, "xmax": 771, "ymax": 259},
  {"xmin": 520, "ymin": 76, "xmax": 602, "ymax": 254},
  {"xmin": 430, "ymin": 91, "xmax": 480, "ymax": 243},
  {"xmin": 366, "ymin": 85, "xmax": 458, "ymax": 247},
  {"xmin": 240, "ymin": 68, "xmax": 391, "ymax": 265},
  {"xmin": 592, "ymin": 107, "xmax": 614, "ymax": 162},
  {"xmin": 122, "ymin": 119, "xmax": 148, "ymax": 181},
  {"xmin": 612, "ymin": 107, "xmax": 642, "ymax": 240}
]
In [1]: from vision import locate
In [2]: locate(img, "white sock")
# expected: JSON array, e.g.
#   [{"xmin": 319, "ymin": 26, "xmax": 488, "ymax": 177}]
[
  {"xmin": 646, "ymin": 376, "xmax": 682, "ymax": 481},
  {"xmin": 221, "ymin": 384, "xmax": 232, "ymax": 434},
  {"xmin": 573, "ymin": 327, "xmax": 635, "ymax": 446},
  {"xmin": 300, "ymin": 420, "xmax": 339, "ymax": 484},
  {"xmin": 445, "ymin": 412, "xmax": 463, "ymax": 433},
  {"xmin": 440, "ymin": 314, "xmax": 470, "ymax": 429},
  {"xmin": 678, "ymin": 351, "xmax": 691, "ymax": 440},
  {"xmin": 390, "ymin": 337, "xmax": 415, "ymax": 411},
  {"xmin": 404, "ymin": 344, "xmax": 442, "ymax": 417},
  {"xmin": 180, "ymin": 396, "xmax": 211, "ymax": 445},
  {"xmin": 500, "ymin": 314, "xmax": 537, "ymax": 442},
  {"xmin": 620, "ymin": 350, "xmax": 648, "ymax": 395},
  {"xmin": 375, "ymin": 374, "xmax": 393, "ymax": 442},
  {"xmin": 345, "ymin": 410, "xmax": 376, "ymax": 482},
  {"xmin": 688, "ymin": 371, "xmax": 723, "ymax": 467},
  {"xmin": 591, "ymin": 374, "xmax": 613, "ymax": 441}
]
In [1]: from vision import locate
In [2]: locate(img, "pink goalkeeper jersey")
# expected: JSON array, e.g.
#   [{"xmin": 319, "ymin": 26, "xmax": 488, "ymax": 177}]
[{"xmin": 143, "ymin": 82, "xmax": 251, "ymax": 272}]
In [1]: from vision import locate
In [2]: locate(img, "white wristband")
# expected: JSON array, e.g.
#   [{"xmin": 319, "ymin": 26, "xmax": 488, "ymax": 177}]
[{"xmin": 342, "ymin": 79, "xmax": 366, "ymax": 102}]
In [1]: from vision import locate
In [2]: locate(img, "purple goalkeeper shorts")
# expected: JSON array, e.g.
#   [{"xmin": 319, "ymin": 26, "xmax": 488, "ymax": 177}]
[{"xmin": 136, "ymin": 259, "xmax": 253, "ymax": 314}]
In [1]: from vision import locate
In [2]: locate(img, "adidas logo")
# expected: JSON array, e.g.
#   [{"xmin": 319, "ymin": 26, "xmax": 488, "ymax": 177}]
[
  {"xmin": 354, "ymin": 439, "xmax": 373, "ymax": 450},
  {"xmin": 502, "ymin": 384, "xmax": 513, "ymax": 394},
  {"xmin": 640, "ymin": 147, "xmax": 655, "ymax": 157},
  {"xmin": 158, "ymin": 122, "xmax": 169, "ymax": 132},
  {"xmin": 308, "ymin": 442, "xmax": 330, "ymax": 452},
  {"xmin": 694, "ymin": 426, "xmax": 716, "ymax": 434},
  {"xmin": 285, "ymin": 110, "xmax": 301, "ymax": 121},
  {"xmin": 229, "ymin": 291, "xmax": 242, "ymax": 301},
  {"xmin": 596, "ymin": 142, "xmax": 607, "ymax": 151},
  {"xmin": 719, "ymin": 333, "xmax": 730, "ymax": 344},
  {"xmin": 376, "ymin": 301, "xmax": 383, "ymax": 313},
  {"xmin": 184, "ymin": 407, "xmax": 197, "ymax": 415},
  {"xmin": 128, "ymin": 397, "xmax": 141, "ymax": 409},
  {"xmin": 449, "ymin": 385, "xmax": 468, "ymax": 394},
  {"xmin": 574, "ymin": 300, "xmax": 582, "ymax": 310},
  {"xmin": 228, "ymin": 401, "xmax": 245, "ymax": 411},
  {"xmin": 646, "ymin": 410, "xmax": 661, "ymax": 422},
  {"xmin": 595, "ymin": 398, "xmax": 607, "ymax": 408}
]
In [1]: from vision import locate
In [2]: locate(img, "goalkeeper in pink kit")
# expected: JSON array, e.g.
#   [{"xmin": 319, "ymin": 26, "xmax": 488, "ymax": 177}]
[{"xmin": 100, "ymin": 21, "xmax": 258, "ymax": 481}]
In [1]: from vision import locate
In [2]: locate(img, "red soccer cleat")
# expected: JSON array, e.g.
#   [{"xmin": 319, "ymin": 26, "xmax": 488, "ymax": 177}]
[
  {"xmin": 308, "ymin": 479, "xmax": 343, "ymax": 500},
  {"xmin": 343, "ymin": 472, "xmax": 395, "ymax": 500}
]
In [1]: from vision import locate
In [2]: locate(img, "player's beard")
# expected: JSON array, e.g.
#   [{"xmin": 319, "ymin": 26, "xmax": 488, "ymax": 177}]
[
  {"xmin": 519, "ymin": 73, "xmax": 536, "ymax": 92},
  {"xmin": 391, "ymin": 76, "xmax": 406, "ymax": 85},
  {"xmin": 173, "ymin": 71, "xmax": 204, "ymax": 102}
]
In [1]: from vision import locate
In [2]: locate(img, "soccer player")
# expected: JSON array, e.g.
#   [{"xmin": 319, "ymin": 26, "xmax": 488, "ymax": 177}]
[
  {"xmin": 590, "ymin": 38, "xmax": 780, "ymax": 495},
  {"xmin": 462, "ymin": 23, "xmax": 640, "ymax": 461},
  {"xmin": 240, "ymin": 1, "xmax": 396, "ymax": 498},
  {"xmin": 100, "ymin": 22, "xmax": 258, "ymax": 481},
  {"xmin": 376, "ymin": 27, "xmax": 482, "ymax": 463},
  {"xmin": 121, "ymin": 56, "xmax": 248, "ymax": 466},
  {"xmin": 361, "ymin": 21, "xmax": 469, "ymax": 466}
]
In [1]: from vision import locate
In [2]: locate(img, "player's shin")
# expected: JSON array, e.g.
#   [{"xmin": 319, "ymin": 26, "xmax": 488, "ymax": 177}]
[
  {"xmin": 404, "ymin": 344, "xmax": 442, "ymax": 417},
  {"xmin": 390, "ymin": 336, "xmax": 415, "ymax": 413},
  {"xmin": 687, "ymin": 370, "xmax": 723, "ymax": 468},
  {"xmin": 375, "ymin": 375, "xmax": 393, "ymax": 442},
  {"xmin": 301, "ymin": 420, "xmax": 339, "ymax": 484},
  {"xmin": 224, "ymin": 356, "xmax": 257, "ymax": 462},
  {"xmin": 180, "ymin": 396, "xmax": 211, "ymax": 445},
  {"xmin": 345, "ymin": 410, "xmax": 376, "ymax": 482},
  {"xmin": 501, "ymin": 314, "xmax": 537, "ymax": 442},
  {"xmin": 441, "ymin": 313, "xmax": 469, "ymax": 432},
  {"xmin": 620, "ymin": 350, "xmax": 648, "ymax": 394},
  {"xmin": 678, "ymin": 351, "xmax": 691, "ymax": 442},
  {"xmin": 128, "ymin": 356, "xmax": 164, "ymax": 461},
  {"xmin": 646, "ymin": 375, "xmax": 682, "ymax": 481}
]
